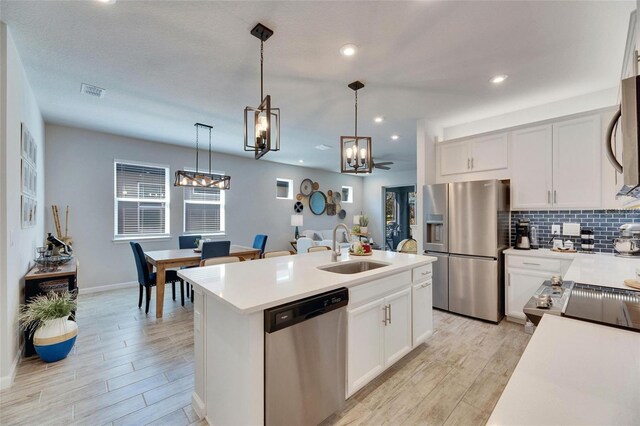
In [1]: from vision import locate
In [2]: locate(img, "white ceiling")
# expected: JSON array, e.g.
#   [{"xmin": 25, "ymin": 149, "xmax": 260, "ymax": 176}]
[{"xmin": 1, "ymin": 0, "xmax": 634, "ymax": 172}]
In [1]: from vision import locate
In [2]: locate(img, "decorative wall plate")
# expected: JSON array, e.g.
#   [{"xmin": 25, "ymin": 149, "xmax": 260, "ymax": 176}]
[
  {"xmin": 338, "ymin": 209, "xmax": 346, "ymax": 219},
  {"xmin": 333, "ymin": 191, "xmax": 342, "ymax": 203},
  {"xmin": 294, "ymin": 201, "xmax": 304, "ymax": 213},
  {"xmin": 312, "ymin": 182, "xmax": 319, "ymax": 190},
  {"xmin": 296, "ymin": 193, "xmax": 303, "ymax": 201},
  {"xmin": 326, "ymin": 204, "xmax": 336, "ymax": 216},
  {"xmin": 309, "ymin": 191, "xmax": 327, "ymax": 215},
  {"xmin": 327, "ymin": 190, "xmax": 333, "ymax": 197},
  {"xmin": 300, "ymin": 179, "xmax": 313, "ymax": 196}
]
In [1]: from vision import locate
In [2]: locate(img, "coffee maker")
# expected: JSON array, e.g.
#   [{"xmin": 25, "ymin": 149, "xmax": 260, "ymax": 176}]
[{"xmin": 515, "ymin": 219, "xmax": 531, "ymax": 250}]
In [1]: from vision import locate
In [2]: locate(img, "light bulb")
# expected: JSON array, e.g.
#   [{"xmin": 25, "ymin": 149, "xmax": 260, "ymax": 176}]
[
  {"xmin": 201, "ymin": 178, "xmax": 207, "ymax": 185},
  {"xmin": 181, "ymin": 178, "xmax": 187, "ymax": 185},
  {"xmin": 360, "ymin": 148, "xmax": 366, "ymax": 159},
  {"xmin": 257, "ymin": 115, "xmax": 268, "ymax": 131},
  {"xmin": 346, "ymin": 147, "xmax": 353, "ymax": 159}
]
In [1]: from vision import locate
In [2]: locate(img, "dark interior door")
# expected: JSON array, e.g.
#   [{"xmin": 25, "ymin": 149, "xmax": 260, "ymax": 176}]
[{"xmin": 384, "ymin": 186, "xmax": 415, "ymax": 250}]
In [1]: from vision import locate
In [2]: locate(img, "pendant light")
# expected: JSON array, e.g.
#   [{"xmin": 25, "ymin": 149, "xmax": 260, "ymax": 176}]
[
  {"xmin": 174, "ymin": 123, "xmax": 231, "ymax": 189},
  {"xmin": 244, "ymin": 23, "xmax": 280, "ymax": 160},
  {"xmin": 340, "ymin": 81, "xmax": 372, "ymax": 174}
]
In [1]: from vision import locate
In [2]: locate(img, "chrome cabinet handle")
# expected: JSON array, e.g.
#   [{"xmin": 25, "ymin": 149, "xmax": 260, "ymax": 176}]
[
  {"xmin": 421, "ymin": 271, "xmax": 430, "ymax": 276},
  {"xmin": 467, "ymin": 158, "xmax": 471, "ymax": 169},
  {"xmin": 523, "ymin": 262, "xmax": 541, "ymax": 266},
  {"xmin": 547, "ymin": 190, "xmax": 551, "ymax": 204},
  {"xmin": 382, "ymin": 305, "xmax": 388, "ymax": 325},
  {"xmin": 471, "ymin": 158, "xmax": 474, "ymax": 169},
  {"xmin": 388, "ymin": 304, "xmax": 391, "ymax": 324},
  {"xmin": 553, "ymin": 190, "xmax": 557, "ymax": 204}
]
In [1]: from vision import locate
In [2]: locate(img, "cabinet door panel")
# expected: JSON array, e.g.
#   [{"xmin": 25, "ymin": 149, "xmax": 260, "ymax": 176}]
[
  {"xmin": 506, "ymin": 268, "xmax": 554, "ymax": 321},
  {"xmin": 552, "ymin": 116, "xmax": 601, "ymax": 208},
  {"xmin": 383, "ymin": 288, "xmax": 412, "ymax": 366},
  {"xmin": 440, "ymin": 141, "xmax": 470, "ymax": 176},
  {"xmin": 347, "ymin": 298, "xmax": 385, "ymax": 397},
  {"xmin": 412, "ymin": 281, "xmax": 433, "ymax": 346},
  {"xmin": 470, "ymin": 133, "xmax": 508, "ymax": 172},
  {"xmin": 511, "ymin": 125, "xmax": 553, "ymax": 209}
]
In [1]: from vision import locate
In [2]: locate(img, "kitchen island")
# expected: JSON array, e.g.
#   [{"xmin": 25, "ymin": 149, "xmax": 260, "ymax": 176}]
[
  {"xmin": 488, "ymin": 314, "xmax": 640, "ymax": 425},
  {"xmin": 178, "ymin": 250, "xmax": 436, "ymax": 425}
]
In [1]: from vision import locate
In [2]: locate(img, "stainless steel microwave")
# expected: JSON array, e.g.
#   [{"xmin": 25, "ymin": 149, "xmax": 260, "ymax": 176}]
[{"xmin": 606, "ymin": 75, "xmax": 640, "ymax": 198}]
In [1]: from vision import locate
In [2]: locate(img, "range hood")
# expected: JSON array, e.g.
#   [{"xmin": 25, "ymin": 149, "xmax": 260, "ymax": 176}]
[{"xmin": 606, "ymin": 75, "xmax": 640, "ymax": 198}]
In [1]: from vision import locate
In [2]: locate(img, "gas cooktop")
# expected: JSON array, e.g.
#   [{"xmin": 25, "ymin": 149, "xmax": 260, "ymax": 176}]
[{"xmin": 563, "ymin": 283, "xmax": 640, "ymax": 332}]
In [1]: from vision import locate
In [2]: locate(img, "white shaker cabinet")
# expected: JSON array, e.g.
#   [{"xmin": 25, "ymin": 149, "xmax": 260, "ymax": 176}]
[
  {"xmin": 506, "ymin": 268, "xmax": 553, "ymax": 322},
  {"xmin": 440, "ymin": 140, "xmax": 470, "ymax": 176},
  {"xmin": 412, "ymin": 280, "xmax": 433, "ymax": 346},
  {"xmin": 511, "ymin": 125, "xmax": 553, "ymax": 209},
  {"xmin": 383, "ymin": 287, "xmax": 412, "ymax": 366},
  {"xmin": 552, "ymin": 115, "xmax": 601, "ymax": 208},
  {"xmin": 469, "ymin": 133, "xmax": 509, "ymax": 173},
  {"xmin": 347, "ymin": 298, "xmax": 385, "ymax": 395}
]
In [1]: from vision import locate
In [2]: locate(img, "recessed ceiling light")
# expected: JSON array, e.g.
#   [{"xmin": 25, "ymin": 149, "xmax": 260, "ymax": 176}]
[
  {"xmin": 391, "ymin": 135, "xmax": 399, "ymax": 140},
  {"xmin": 490, "ymin": 74, "xmax": 508, "ymax": 84},
  {"xmin": 96, "ymin": 0, "xmax": 116, "ymax": 4},
  {"xmin": 339, "ymin": 44, "xmax": 358, "ymax": 57},
  {"xmin": 374, "ymin": 117, "xmax": 384, "ymax": 123},
  {"xmin": 80, "ymin": 83, "xmax": 106, "ymax": 98},
  {"xmin": 298, "ymin": 160, "xmax": 304, "ymax": 163}
]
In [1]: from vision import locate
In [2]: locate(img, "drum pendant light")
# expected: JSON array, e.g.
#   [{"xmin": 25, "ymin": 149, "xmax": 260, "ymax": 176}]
[
  {"xmin": 174, "ymin": 123, "xmax": 231, "ymax": 189},
  {"xmin": 244, "ymin": 23, "xmax": 280, "ymax": 160},
  {"xmin": 340, "ymin": 81, "xmax": 372, "ymax": 174}
]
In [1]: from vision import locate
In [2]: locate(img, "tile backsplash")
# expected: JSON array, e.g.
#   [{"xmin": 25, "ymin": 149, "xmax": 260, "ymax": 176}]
[{"xmin": 510, "ymin": 210, "xmax": 640, "ymax": 253}]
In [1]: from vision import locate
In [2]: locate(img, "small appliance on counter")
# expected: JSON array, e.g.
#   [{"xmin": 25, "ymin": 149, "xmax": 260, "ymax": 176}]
[
  {"xmin": 580, "ymin": 228, "xmax": 595, "ymax": 253},
  {"xmin": 514, "ymin": 219, "xmax": 531, "ymax": 250},
  {"xmin": 613, "ymin": 223, "xmax": 640, "ymax": 257}
]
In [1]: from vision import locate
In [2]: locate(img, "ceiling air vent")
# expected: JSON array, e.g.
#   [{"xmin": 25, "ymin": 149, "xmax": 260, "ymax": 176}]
[{"xmin": 80, "ymin": 83, "xmax": 106, "ymax": 98}]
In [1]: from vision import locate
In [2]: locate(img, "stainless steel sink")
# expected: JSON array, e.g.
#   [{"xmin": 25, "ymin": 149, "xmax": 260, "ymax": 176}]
[{"xmin": 318, "ymin": 261, "xmax": 390, "ymax": 274}]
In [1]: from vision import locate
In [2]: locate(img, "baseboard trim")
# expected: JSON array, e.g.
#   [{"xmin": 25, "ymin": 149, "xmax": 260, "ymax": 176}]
[
  {"xmin": 0, "ymin": 343, "xmax": 23, "ymax": 390},
  {"xmin": 80, "ymin": 281, "xmax": 138, "ymax": 294},
  {"xmin": 192, "ymin": 391, "xmax": 206, "ymax": 420}
]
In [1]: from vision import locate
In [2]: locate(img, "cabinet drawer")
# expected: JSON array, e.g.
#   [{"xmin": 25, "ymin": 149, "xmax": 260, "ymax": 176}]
[
  {"xmin": 412, "ymin": 264, "xmax": 432, "ymax": 282},
  {"xmin": 507, "ymin": 256, "xmax": 561, "ymax": 273},
  {"xmin": 349, "ymin": 271, "xmax": 412, "ymax": 308}
]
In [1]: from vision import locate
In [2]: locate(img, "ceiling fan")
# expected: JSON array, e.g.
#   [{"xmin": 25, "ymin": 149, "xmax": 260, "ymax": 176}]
[{"xmin": 372, "ymin": 159, "xmax": 394, "ymax": 170}]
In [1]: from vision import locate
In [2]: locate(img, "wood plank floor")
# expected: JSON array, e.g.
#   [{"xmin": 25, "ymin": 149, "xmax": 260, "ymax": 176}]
[{"xmin": 0, "ymin": 286, "xmax": 530, "ymax": 426}]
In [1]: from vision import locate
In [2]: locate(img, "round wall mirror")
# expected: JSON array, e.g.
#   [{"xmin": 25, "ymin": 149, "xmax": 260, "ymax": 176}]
[{"xmin": 309, "ymin": 191, "xmax": 327, "ymax": 215}]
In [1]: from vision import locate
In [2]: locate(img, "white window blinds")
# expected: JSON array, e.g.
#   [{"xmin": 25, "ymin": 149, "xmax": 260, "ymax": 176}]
[
  {"xmin": 183, "ymin": 182, "xmax": 225, "ymax": 235},
  {"xmin": 114, "ymin": 161, "xmax": 170, "ymax": 239}
]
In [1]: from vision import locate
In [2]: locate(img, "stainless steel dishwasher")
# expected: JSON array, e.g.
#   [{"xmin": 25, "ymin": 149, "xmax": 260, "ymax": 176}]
[{"xmin": 264, "ymin": 287, "xmax": 348, "ymax": 426}]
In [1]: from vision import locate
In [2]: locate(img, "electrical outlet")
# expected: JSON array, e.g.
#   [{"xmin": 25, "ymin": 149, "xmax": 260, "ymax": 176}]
[{"xmin": 551, "ymin": 225, "xmax": 561, "ymax": 235}]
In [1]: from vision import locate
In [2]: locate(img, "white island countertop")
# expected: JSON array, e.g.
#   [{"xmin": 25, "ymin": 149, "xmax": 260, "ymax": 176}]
[
  {"xmin": 178, "ymin": 250, "xmax": 435, "ymax": 314},
  {"xmin": 488, "ymin": 314, "xmax": 640, "ymax": 426}
]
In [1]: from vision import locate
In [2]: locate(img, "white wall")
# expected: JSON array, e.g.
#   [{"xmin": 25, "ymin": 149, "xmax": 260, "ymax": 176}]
[
  {"xmin": 45, "ymin": 124, "xmax": 365, "ymax": 290},
  {"xmin": 0, "ymin": 23, "xmax": 45, "ymax": 389},
  {"xmin": 362, "ymin": 169, "xmax": 417, "ymax": 247}
]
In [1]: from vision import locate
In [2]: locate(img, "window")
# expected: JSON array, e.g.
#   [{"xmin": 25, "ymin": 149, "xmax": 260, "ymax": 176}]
[
  {"xmin": 276, "ymin": 178, "xmax": 293, "ymax": 200},
  {"xmin": 114, "ymin": 160, "xmax": 170, "ymax": 239},
  {"xmin": 342, "ymin": 186, "xmax": 353, "ymax": 203},
  {"xmin": 183, "ymin": 174, "xmax": 225, "ymax": 235}
]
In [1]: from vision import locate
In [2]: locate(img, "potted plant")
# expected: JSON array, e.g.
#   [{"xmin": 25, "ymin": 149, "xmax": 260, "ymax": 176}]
[
  {"xmin": 19, "ymin": 291, "xmax": 77, "ymax": 363},
  {"xmin": 352, "ymin": 225, "xmax": 361, "ymax": 234},
  {"xmin": 359, "ymin": 215, "xmax": 370, "ymax": 234}
]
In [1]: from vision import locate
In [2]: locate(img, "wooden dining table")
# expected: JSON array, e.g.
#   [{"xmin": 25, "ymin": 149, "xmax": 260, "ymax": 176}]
[{"xmin": 145, "ymin": 245, "xmax": 261, "ymax": 318}]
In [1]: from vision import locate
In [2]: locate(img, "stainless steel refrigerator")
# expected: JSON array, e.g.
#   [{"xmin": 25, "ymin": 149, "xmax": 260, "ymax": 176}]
[{"xmin": 423, "ymin": 180, "xmax": 509, "ymax": 322}]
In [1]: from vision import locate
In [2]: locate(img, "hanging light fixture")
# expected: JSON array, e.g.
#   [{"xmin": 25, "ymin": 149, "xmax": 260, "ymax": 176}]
[
  {"xmin": 244, "ymin": 23, "xmax": 280, "ymax": 160},
  {"xmin": 340, "ymin": 81, "xmax": 372, "ymax": 174},
  {"xmin": 174, "ymin": 123, "xmax": 231, "ymax": 189}
]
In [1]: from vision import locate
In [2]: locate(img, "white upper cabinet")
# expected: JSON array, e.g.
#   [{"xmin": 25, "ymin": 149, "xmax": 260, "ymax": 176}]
[
  {"xmin": 511, "ymin": 125, "xmax": 553, "ymax": 209},
  {"xmin": 552, "ymin": 116, "xmax": 601, "ymax": 209},
  {"xmin": 440, "ymin": 140, "xmax": 470, "ymax": 176},
  {"xmin": 470, "ymin": 133, "xmax": 509, "ymax": 172}
]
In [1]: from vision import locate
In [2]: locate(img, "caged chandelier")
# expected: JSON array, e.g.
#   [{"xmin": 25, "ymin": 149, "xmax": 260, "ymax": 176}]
[
  {"xmin": 244, "ymin": 23, "xmax": 280, "ymax": 160},
  {"xmin": 174, "ymin": 123, "xmax": 231, "ymax": 189},
  {"xmin": 340, "ymin": 81, "xmax": 372, "ymax": 174}
]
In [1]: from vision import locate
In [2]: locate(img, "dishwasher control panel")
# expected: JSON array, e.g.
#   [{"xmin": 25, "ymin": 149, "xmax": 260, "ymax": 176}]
[{"xmin": 264, "ymin": 288, "xmax": 349, "ymax": 333}]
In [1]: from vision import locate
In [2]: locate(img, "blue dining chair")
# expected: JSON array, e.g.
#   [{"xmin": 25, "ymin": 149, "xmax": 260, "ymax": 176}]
[
  {"xmin": 201, "ymin": 241, "xmax": 231, "ymax": 261},
  {"xmin": 130, "ymin": 242, "xmax": 184, "ymax": 313},
  {"xmin": 252, "ymin": 234, "xmax": 268, "ymax": 257},
  {"xmin": 179, "ymin": 235, "xmax": 201, "ymax": 301}
]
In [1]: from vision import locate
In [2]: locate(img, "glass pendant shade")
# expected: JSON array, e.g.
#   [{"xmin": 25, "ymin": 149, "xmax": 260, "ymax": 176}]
[
  {"xmin": 244, "ymin": 23, "xmax": 280, "ymax": 160},
  {"xmin": 174, "ymin": 123, "xmax": 231, "ymax": 189}
]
